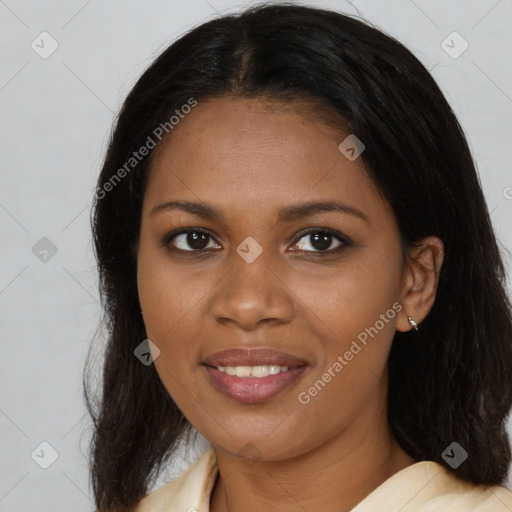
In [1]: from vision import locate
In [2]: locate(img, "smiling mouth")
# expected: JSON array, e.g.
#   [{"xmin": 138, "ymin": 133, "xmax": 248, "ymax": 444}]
[
  {"xmin": 202, "ymin": 363, "xmax": 308, "ymax": 404},
  {"xmin": 210, "ymin": 364, "xmax": 293, "ymax": 377},
  {"xmin": 201, "ymin": 347, "xmax": 309, "ymax": 403}
]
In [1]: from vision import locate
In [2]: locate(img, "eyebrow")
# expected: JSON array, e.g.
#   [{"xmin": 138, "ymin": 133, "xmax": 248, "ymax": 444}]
[{"xmin": 150, "ymin": 199, "xmax": 369, "ymax": 223}]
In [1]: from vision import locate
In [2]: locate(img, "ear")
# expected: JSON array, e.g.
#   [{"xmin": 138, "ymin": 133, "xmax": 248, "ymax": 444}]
[{"xmin": 396, "ymin": 236, "xmax": 444, "ymax": 332}]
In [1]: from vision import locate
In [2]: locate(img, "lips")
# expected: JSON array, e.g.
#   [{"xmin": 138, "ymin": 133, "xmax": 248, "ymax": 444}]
[
  {"xmin": 203, "ymin": 365, "xmax": 308, "ymax": 403},
  {"xmin": 202, "ymin": 348, "xmax": 308, "ymax": 368},
  {"xmin": 202, "ymin": 348, "xmax": 309, "ymax": 404}
]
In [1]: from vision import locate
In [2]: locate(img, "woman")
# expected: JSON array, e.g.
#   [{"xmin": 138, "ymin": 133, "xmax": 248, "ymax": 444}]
[{"xmin": 85, "ymin": 4, "xmax": 512, "ymax": 511}]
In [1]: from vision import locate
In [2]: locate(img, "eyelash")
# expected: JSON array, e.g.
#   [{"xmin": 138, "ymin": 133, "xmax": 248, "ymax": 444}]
[{"xmin": 160, "ymin": 227, "xmax": 352, "ymax": 257}]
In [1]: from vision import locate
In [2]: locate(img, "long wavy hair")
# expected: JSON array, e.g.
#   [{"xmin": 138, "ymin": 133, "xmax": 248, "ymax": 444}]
[{"xmin": 85, "ymin": 3, "xmax": 512, "ymax": 511}]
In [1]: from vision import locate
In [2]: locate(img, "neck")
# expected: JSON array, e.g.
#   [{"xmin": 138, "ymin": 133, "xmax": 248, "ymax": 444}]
[{"xmin": 209, "ymin": 407, "xmax": 416, "ymax": 512}]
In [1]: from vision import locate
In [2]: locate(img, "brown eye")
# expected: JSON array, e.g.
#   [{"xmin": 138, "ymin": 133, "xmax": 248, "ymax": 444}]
[
  {"xmin": 290, "ymin": 228, "xmax": 350, "ymax": 254},
  {"xmin": 167, "ymin": 229, "xmax": 220, "ymax": 251}
]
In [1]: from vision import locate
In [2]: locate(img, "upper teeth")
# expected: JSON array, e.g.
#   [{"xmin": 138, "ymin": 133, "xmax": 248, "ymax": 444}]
[{"xmin": 217, "ymin": 365, "xmax": 289, "ymax": 378}]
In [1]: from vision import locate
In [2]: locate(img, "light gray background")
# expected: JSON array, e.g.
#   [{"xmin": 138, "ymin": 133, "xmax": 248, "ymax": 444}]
[{"xmin": 1, "ymin": 0, "xmax": 511, "ymax": 510}]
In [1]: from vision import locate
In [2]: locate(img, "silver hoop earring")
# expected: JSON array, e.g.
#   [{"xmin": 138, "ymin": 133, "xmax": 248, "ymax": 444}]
[{"xmin": 408, "ymin": 316, "xmax": 419, "ymax": 331}]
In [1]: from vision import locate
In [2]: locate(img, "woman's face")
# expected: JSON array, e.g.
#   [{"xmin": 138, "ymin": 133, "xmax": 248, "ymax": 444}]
[{"xmin": 137, "ymin": 97, "xmax": 413, "ymax": 461}]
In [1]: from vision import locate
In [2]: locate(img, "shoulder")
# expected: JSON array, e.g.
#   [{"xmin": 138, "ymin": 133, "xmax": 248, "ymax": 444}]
[
  {"xmin": 131, "ymin": 451, "xmax": 512, "ymax": 511},
  {"xmin": 133, "ymin": 446, "xmax": 218, "ymax": 512},
  {"xmin": 353, "ymin": 460, "xmax": 512, "ymax": 512},
  {"xmin": 418, "ymin": 463, "xmax": 512, "ymax": 511},
  {"xmin": 416, "ymin": 484, "xmax": 512, "ymax": 511}
]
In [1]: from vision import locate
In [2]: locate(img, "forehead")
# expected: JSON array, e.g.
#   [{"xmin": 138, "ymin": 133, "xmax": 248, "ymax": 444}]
[{"xmin": 144, "ymin": 97, "xmax": 386, "ymax": 222}]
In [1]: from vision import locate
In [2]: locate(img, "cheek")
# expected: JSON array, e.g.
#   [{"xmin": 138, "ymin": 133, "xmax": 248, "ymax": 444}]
[
  {"xmin": 137, "ymin": 245, "xmax": 204, "ymax": 343},
  {"xmin": 293, "ymin": 250, "xmax": 401, "ymax": 339},
  {"xmin": 289, "ymin": 260, "xmax": 402, "ymax": 444},
  {"xmin": 136, "ymin": 243, "xmax": 219, "ymax": 395},
  {"xmin": 289, "ymin": 240, "xmax": 403, "ymax": 391},
  {"xmin": 137, "ymin": 253, "xmax": 199, "ymax": 409}
]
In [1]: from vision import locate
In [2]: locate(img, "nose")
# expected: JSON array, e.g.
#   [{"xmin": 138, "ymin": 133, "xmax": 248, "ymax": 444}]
[{"xmin": 210, "ymin": 249, "xmax": 295, "ymax": 331}]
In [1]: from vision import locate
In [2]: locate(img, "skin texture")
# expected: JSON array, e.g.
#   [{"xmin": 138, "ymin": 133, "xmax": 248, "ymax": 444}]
[{"xmin": 136, "ymin": 97, "xmax": 444, "ymax": 512}]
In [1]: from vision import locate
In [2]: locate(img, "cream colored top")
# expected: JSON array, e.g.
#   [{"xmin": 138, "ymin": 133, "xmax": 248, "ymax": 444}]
[{"xmin": 134, "ymin": 446, "xmax": 512, "ymax": 511}]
